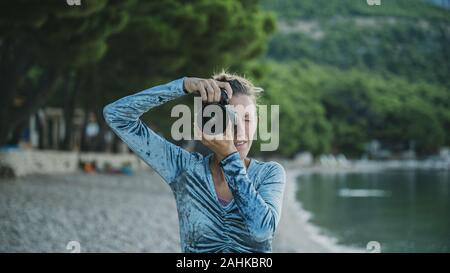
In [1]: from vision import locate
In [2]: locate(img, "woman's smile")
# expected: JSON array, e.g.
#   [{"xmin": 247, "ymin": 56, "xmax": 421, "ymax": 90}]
[{"xmin": 234, "ymin": 140, "xmax": 247, "ymax": 150}]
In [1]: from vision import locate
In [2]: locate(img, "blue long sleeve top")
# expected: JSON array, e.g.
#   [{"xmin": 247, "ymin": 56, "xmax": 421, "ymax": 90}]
[{"xmin": 103, "ymin": 77, "xmax": 286, "ymax": 253}]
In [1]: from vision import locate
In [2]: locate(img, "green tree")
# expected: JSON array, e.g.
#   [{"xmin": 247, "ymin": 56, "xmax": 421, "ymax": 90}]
[
  {"xmin": 89, "ymin": 0, "xmax": 275, "ymax": 139},
  {"xmin": 245, "ymin": 60, "xmax": 333, "ymax": 157},
  {"xmin": 245, "ymin": 60, "xmax": 449, "ymax": 157},
  {"xmin": 0, "ymin": 0, "xmax": 129, "ymax": 146},
  {"xmin": 0, "ymin": 0, "xmax": 275, "ymax": 149}
]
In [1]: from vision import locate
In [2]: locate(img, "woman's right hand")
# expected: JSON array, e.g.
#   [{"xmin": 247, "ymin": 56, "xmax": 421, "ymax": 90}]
[{"xmin": 184, "ymin": 77, "xmax": 233, "ymax": 103}]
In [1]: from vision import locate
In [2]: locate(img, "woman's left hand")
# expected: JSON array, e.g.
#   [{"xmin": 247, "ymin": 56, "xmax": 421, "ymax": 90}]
[{"xmin": 195, "ymin": 122, "xmax": 237, "ymax": 162}]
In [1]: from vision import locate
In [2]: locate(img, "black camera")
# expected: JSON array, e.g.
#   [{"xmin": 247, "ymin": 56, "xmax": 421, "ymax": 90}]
[{"xmin": 199, "ymin": 88, "xmax": 237, "ymax": 135}]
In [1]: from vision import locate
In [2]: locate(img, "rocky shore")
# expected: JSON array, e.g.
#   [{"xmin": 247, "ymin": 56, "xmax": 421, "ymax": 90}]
[{"xmin": 0, "ymin": 167, "xmax": 334, "ymax": 252}]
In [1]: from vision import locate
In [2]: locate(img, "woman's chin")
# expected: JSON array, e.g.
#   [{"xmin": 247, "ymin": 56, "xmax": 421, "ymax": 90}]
[
  {"xmin": 233, "ymin": 140, "xmax": 252, "ymax": 159},
  {"xmin": 235, "ymin": 146, "xmax": 249, "ymax": 159}
]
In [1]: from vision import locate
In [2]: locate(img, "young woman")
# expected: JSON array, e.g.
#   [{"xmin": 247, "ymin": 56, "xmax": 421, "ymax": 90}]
[{"xmin": 103, "ymin": 72, "xmax": 286, "ymax": 253}]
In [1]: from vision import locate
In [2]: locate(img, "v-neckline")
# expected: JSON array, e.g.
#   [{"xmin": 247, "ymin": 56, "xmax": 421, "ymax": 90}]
[{"xmin": 205, "ymin": 154, "xmax": 252, "ymax": 210}]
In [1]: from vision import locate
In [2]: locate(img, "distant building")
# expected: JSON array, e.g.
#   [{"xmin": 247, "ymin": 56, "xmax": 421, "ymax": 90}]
[{"xmin": 17, "ymin": 107, "xmax": 128, "ymax": 153}]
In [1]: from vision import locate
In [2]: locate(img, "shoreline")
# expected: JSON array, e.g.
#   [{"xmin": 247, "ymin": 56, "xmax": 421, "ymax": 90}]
[
  {"xmin": 1, "ymin": 167, "xmax": 353, "ymax": 253},
  {"xmin": 276, "ymin": 160, "xmax": 449, "ymax": 253},
  {"xmin": 1, "ymin": 149, "xmax": 448, "ymax": 178},
  {"xmin": 274, "ymin": 167, "xmax": 365, "ymax": 253},
  {"xmin": 2, "ymin": 160, "xmax": 447, "ymax": 252}
]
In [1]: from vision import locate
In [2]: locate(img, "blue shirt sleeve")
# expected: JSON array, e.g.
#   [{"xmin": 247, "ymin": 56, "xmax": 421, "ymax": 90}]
[
  {"xmin": 219, "ymin": 152, "xmax": 286, "ymax": 242},
  {"xmin": 103, "ymin": 77, "xmax": 194, "ymax": 184}
]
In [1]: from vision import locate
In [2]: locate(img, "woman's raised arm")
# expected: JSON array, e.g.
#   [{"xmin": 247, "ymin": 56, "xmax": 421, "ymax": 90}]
[{"xmin": 103, "ymin": 77, "xmax": 194, "ymax": 184}]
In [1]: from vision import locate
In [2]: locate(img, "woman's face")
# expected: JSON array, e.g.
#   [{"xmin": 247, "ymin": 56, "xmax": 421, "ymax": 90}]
[{"xmin": 229, "ymin": 94, "xmax": 257, "ymax": 159}]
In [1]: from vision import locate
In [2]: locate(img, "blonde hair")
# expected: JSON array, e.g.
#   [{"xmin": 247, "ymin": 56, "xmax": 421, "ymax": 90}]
[{"xmin": 212, "ymin": 70, "xmax": 263, "ymax": 104}]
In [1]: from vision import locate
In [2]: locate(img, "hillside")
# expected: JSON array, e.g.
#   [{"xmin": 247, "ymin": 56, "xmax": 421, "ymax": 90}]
[{"xmin": 244, "ymin": 0, "xmax": 450, "ymax": 157}]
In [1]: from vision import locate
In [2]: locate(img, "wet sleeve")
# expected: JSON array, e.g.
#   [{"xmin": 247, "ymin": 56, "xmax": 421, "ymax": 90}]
[
  {"xmin": 219, "ymin": 152, "xmax": 286, "ymax": 242},
  {"xmin": 103, "ymin": 77, "xmax": 194, "ymax": 184}
]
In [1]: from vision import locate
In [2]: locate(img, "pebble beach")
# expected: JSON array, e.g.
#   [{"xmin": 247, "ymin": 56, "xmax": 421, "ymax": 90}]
[{"xmin": 0, "ymin": 168, "xmax": 333, "ymax": 253}]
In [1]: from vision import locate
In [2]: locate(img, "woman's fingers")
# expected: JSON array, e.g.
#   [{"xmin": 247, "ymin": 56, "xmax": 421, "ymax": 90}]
[
  {"xmin": 197, "ymin": 82, "xmax": 207, "ymax": 101},
  {"xmin": 224, "ymin": 118, "xmax": 235, "ymax": 141},
  {"xmin": 189, "ymin": 78, "xmax": 232, "ymax": 102},
  {"xmin": 216, "ymin": 81, "xmax": 233, "ymax": 99},
  {"xmin": 209, "ymin": 79, "xmax": 221, "ymax": 102},
  {"xmin": 203, "ymin": 80, "xmax": 216, "ymax": 103}
]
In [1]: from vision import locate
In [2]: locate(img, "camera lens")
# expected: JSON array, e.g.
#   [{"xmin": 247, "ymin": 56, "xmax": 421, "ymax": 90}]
[{"xmin": 200, "ymin": 88, "xmax": 231, "ymax": 135}]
